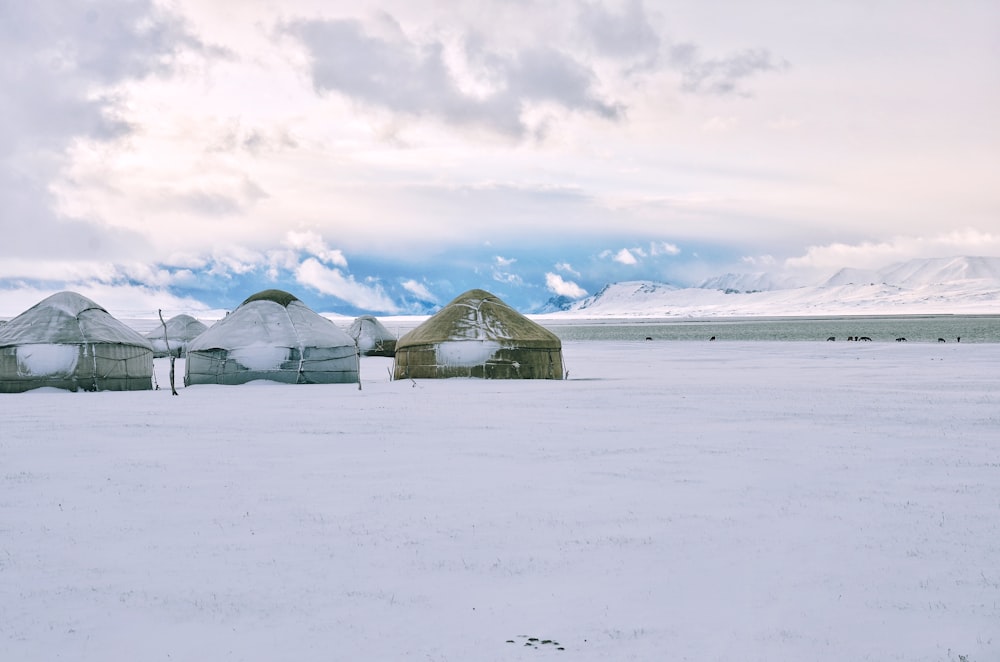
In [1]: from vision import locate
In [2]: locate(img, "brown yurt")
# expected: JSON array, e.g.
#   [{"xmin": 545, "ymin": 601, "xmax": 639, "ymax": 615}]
[{"xmin": 392, "ymin": 289, "xmax": 563, "ymax": 379}]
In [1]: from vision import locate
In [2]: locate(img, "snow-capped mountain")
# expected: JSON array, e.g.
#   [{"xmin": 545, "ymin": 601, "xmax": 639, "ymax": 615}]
[
  {"xmin": 698, "ymin": 272, "xmax": 800, "ymax": 293},
  {"xmin": 540, "ymin": 256, "xmax": 1000, "ymax": 318},
  {"xmin": 572, "ymin": 281, "xmax": 680, "ymax": 312}
]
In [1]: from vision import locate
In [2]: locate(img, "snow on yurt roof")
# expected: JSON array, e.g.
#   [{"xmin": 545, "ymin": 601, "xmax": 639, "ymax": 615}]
[
  {"xmin": 348, "ymin": 315, "xmax": 394, "ymax": 340},
  {"xmin": 145, "ymin": 314, "xmax": 208, "ymax": 343},
  {"xmin": 0, "ymin": 291, "xmax": 153, "ymax": 349},
  {"xmin": 188, "ymin": 289, "xmax": 354, "ymax": 352},
  {"xmin": 397, "ymin": 289, "xmax": 560, "ymax": 349}
]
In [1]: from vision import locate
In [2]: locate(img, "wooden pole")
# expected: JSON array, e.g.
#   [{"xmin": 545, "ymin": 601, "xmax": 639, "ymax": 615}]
[{"xmin": 158, "ymin": 309, "xmax": 179, "ymax": 396}]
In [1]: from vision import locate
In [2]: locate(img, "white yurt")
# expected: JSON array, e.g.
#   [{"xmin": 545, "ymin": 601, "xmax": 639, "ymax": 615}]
[
  {"xmin": 145, "ymin": 314, "xmax": 209, "ymax": 358},
  {"xmin": 185, "ymin": 289, "xmax": 359, "ymax": 385},
  {"xmin": 347, "ymin": 315, "xmax": 397, "ymax": 357},
  {"xmin": 0, "ymin": 291, "xmax": 154, "ymax": 393}
]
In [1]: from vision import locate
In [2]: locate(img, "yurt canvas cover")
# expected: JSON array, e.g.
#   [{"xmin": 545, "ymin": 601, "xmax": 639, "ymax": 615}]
[
  {"xmin": 145, "ymin": 314, "xmax": 208, "ymax": 358},
  {"xmin": 0, "ymin": 291, "xmax": 154, "ymax": 393},
  {"xmin": 393, "ymin": 289, "xmax": 564, "ymax": 380},
  {"xmin": 348, "ymin": 315, "xmax": 396, "ymax": 357},
  {"xmin": 185, "ymin": 290, "xmax": 359, "ymax": 385}
]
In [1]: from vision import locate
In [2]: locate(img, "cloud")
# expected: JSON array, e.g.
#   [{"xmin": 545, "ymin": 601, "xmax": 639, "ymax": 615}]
[
  {"xmin": 577, "ymin": 0, "xmax": 660, "ymax": 62},
  {"xmin": 613, "ymin": 248, "xmax": 639, "ymax": 265},
  {"xmin": 0, "ymin": 283, "xmax": 216, "ymax": 320},
  {"xmin": 295, "ymin": 258, "xmax": 399, "ymax": 312},
  {"xmin": 784, "ymin": 229, "xmax": 1000, "ymax": 275},
  {"xmin": 206, "ymin": 247, "xmax": 263, "ymax": 278},
  {"xmin": 741, "ymin": 254, "xmax": 778, "ymax": 268},
  {"xmin": 283, "ymin": 16, "xmax": 622, "ymax": 137},
  {"xmin": 0, "ymin": 0, "xmax": 203, "ymax": 262},
  {"xmin": 576, "ymin": 1, "xmax": 785, "ymax": 94},
  {"xmin": 264, "ymin": 232, "xmax": 350, "ymax": 282},
  {"xmin": 283, "ymin": 231, "xmax": 348, "ymax": 267},
  {"xmin": 555, "ymin": 262, "xmax": 581, "ymax": 277},
  {"xmin": 401, "ymin": 279, "xmax": 437, "ymax": 302},
  {"xmin": 649, "ymin": 241, "xmax": 681, "ymax": 256},
  {"xmin": 545, "ymin": 272, "xmax": 587, "ymax": 298},
  {"xmin": 701, "ymin": 116, "xmax": 739, "ymax": 132},
  {"xmin": 491, "ymin": 255, "xmax": 523, "ymax": 284},
  {"xmin": 669, "ymin": 44, "xmax": 788, "ymax": 96}
]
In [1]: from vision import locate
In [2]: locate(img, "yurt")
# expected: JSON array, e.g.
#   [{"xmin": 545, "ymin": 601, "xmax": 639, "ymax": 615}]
[
  {"xmin": 347, "ymin": 315, "xmax": 396, "ymax": 357},
  {"xmin": 393, "ymin": 289, "xmax": 564, "ymax": 380},
  {"xmin": 185, "ymin": 289, "xmax": 359, "ymax": 385},
  {"xmin": 145, "ymin": 314, "xmax": 208, "ymax": 358},
  {"xmin": 0, "ymin": 291, "xmax": 154, "ymax": 393}
]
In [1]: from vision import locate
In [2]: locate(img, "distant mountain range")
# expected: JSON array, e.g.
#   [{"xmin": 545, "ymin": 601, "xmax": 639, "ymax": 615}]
[{"xmin": 536, "ymin": 256, "xmax": 1000, "ymax": 317}]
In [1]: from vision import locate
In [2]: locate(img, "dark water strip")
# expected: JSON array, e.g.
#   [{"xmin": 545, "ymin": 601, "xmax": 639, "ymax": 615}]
[{"xmin": 539, "ymin": 315, "xmax": 1000, "ymax": 343}]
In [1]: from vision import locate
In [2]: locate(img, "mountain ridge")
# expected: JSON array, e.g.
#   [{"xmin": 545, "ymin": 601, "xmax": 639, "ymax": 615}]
[{"xmin": 538, "ymin": 256, "xmax": 1000, "ymax": 318}]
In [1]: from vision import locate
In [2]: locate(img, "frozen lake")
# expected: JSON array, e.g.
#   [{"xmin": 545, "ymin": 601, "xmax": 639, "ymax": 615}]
[
  {"xmin": 2, "ymin": 341, "xmax": 998, "ymax": 661},
  {"xmin": 539, "ymin": 314, "xmax": 1000, "ymax": 343}
]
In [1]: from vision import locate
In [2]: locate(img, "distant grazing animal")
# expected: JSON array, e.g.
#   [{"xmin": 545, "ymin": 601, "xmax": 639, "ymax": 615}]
[
  {"xmin": 896, "ymin": 337, "xmax": 907, "ymax": 342},
  {"xmin": 826, "ymin": 337, "xmax": 835, "ymax": 341},
  {"xmin": 859, "ymin": 336, "xmax": 872, "ymax": 342},
  {"xmin": 957, "ymin": 337, "xmax": 961, "ymax": 342},
  {"xmin": 645, "ymin": 336, "xmax": 653, "ymax": 341},
  {"xmin": 709, "ymin": 336, "xmax": 716, "ymax": 341},
  {"xmin": 938, "ymin": 338, "xmax": 946, "ymax": 343}
]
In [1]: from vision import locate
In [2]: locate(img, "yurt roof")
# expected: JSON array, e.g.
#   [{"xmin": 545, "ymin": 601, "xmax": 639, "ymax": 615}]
[
  {"xmin": 242, "ymin": 289, "xmax": 299, "ymax": 307},
  {"xmin": 0, "ymin": 291, "xmax": 152, "ymax": 349},
  {"xmin": 397, "ymin": 289, "xmax": 560, "ymax": 349},
  {"xmin": 145, "ymin": 314, "xmax": 208, "ymax": 342},
  {"xmin": 348, "ymin": 315, "xmax": 393, "ymax": 337},
  {"xmin": 188, "ymin": 290, "xmax": 354, "ymax": 352}
]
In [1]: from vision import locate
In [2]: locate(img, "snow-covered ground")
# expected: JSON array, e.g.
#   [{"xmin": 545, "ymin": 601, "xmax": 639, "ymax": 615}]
[{"xmin": 2, "ymin": 341, "xmax": 998, "ymax": 662}]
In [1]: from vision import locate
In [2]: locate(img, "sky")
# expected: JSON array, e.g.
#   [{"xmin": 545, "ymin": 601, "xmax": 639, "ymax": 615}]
[{"xmin": 2, "ymin": 0, "xmax": 999, "ymax": 318}]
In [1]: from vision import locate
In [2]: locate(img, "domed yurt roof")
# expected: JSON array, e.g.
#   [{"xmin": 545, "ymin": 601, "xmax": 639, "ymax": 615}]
[
  {"xmin": 145, "ymin": 314, "xmax": 209, "ymax": 358},
  {"xmin": 393, "ymin": 289, "xmax": 563, "ymax": 379},
  {"xmin": 398, "ymin": 289, "xmax": 561, "ymax": 347},
  {"xmin": 0, "ymin": 291, "xmax": 151, "ymax": 348},
  {"xmin": 185, "ymin": 289, "xmax": 359, "ymax": 385},
  {"xmin": 348, "ymin": 315, "xmax": 396, "ymax": 356},
  {"xmin": 188, "ymin": 290, "xmax": 352, "ymax": 353}
]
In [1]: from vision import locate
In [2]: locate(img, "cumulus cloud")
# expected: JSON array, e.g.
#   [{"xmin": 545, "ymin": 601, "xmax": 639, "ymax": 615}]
[
  {"xmin": 295, "ymin": 258, "xmax": 399, "ymax": 312},
  {"xmin": 206, "ymin": 247, "xmax": 263, "ymax": 277},
  {"xmin": 401, "ymin": 279, "xmax": 437, "ymax": 302},
  {"xmin": 283, "ymin": 16, "xmax": 622, "ymax": 137},
  {"xmin": 613, "ymin": 248, "xmax": 639, "ymax": 265},
  {"xmin": 545, "ymin": 272, "xmax": 587, "ymax": 298},
  {"xmin": 283, "ymin": 231, "xmax": 348, "ymax": 267}
]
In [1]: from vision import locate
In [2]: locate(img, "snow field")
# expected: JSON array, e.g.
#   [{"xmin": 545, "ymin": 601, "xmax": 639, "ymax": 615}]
[{"xmin": 1, "ymin": 341, "xmax": 998, "ymax": 661}]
